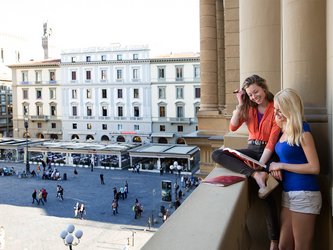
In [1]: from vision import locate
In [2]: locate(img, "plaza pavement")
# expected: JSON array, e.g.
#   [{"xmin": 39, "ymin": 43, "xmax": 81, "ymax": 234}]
[{"xmin": 0, "ymin": 163, "xmax": 192, "ymax": 250}]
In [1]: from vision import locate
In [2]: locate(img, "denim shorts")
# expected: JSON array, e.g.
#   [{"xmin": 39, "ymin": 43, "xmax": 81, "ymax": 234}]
[{"xmin": 282, "ymin": 191, "xmax": 322, "ymax": 214}]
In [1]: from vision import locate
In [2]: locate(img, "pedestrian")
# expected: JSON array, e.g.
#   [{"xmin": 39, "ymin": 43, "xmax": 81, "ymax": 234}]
[
  {"xmin": 79, "ymin": 203, "xmax": 86, "ymax": 219},
  {"xmin": 41, "ymin": 188, "xmax": 48, "ymax": 203},
  {"xmin": 37, "ymin": 190, "xmax": 44, "ymax": 205},
  {"xmin": 125, "ymin": 180, "xmax": 129, "ymax": 194},
  {"xmin": 120, "ymin": 187, "xmax": 125, "ymax": 200},
  {"xmin": 124, "ymin": 185, "xmax": 128, "ymax": 199},
  {"xmin": 175, "ymin": 198, "xmax": 181, "ymax": 210},
  {"xmin": 113, "ymin": 186, "xmax": 117, "ymax": 199},
  {"xmin": 74, "ymin": 168, "xmax": 78, "ymax": 175},
  {"xmin": 133, "ymin": 199, "xmax": 142, "ymax": 219},
  {"xmin": 74, "ymin": 202, "xmax": 80, "ymax": 218},
  {"xmin": 56, "ymin": 185, "xmax": 64, "ymax": 201},
  {"xmin": 269, "ymin": 88, "xmax": 322, "ymax": 249},
  {"xmin": 100, "ymin": 174, "xmax": 105, "ymax": 184},
  {"xmin": 112, "ymin": 199, "xmax": 118, "ymax": 216},
  {"xmin": 32, "ymin": 189, "xmax": 38, "ymax": 204},
  {"xmin": 163, "ymin": 209, "xmax": 169, "ymax": 223}
]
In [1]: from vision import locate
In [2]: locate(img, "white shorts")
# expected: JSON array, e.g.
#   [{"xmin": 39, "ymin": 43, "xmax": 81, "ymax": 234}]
[{"xmin": 282, "ymin": 190, "xmax": 322, "ymax": 215}]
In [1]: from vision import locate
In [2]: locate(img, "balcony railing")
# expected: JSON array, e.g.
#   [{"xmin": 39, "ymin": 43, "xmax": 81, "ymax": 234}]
[{"xmin": 30, "ymin": 115, "xmax": 49, "ymax": 121}]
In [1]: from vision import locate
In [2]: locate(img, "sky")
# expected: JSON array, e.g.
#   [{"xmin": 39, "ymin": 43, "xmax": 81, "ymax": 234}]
[{"xmin": 1, "ymin": 0, "xmax": 200, "ymax": 60}]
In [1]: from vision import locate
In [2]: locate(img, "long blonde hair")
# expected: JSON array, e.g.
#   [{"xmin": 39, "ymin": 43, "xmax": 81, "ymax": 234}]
[{"xmin": 274, "ymin": 88, "xmax": 305, "ymax": 146}]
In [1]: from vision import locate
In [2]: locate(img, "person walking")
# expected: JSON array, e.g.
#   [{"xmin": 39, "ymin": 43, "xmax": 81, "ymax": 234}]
[
  {"xmin": 79, "ymin": 203, "xmax": 86, "ymax": 219},
  {"xmin": 37, "ymin": 190, "xmax": 44, "ymax": 205},
  {"xmin": 74, "ymin": 202, "xmax": 80, "ymax": 218},
  {"xmin": 100, "ymin": 174, "xmax": 105, "ymax": 184},
  {"xmin": 112, "ymin": 199, "xmax": 118, "ymax": 216},
  {"xmin": 41, "ymin": 188, "xmax": 48, "ymax": 203},
  {"xmin": 31, "ymin": 189, "xmax": 38, "ymax": 204},
  {"xmin": 269, "ymin": 88, "xmax": 322, "ymax": 250}
]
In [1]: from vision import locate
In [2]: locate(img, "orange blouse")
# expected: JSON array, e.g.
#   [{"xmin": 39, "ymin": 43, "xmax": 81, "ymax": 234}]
[{"xmin": 229, "ymin": 101, "xmax": 281, "ymax": 152}]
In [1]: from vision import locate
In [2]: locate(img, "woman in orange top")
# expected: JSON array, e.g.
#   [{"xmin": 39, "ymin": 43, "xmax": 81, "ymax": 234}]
[{"xmin": 212, "ymin": 74, "xmax": 281, "ymax": 250}]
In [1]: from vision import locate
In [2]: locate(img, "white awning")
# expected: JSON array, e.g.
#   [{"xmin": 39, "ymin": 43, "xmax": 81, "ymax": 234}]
[{"xmin": 151, "ymin": 133, "xmax": 174, "ymax": 138}]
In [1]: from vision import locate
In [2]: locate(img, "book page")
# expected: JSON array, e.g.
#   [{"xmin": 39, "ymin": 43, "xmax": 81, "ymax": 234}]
[{"xmin": 222, "ymin": 147, "xmax": 266, "ymax": 170}]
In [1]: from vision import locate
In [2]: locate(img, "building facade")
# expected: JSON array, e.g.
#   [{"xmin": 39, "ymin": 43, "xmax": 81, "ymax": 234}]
[
  {"xmin": 60, "ymin": 44, "xmax": 152, "ymax": 144},
  {"xmin": 150, "ymin": 53, "xmax": 200, "ymax": 144},
  {"xmin": 9, "ymin": 59, "xmax": 62, "ymax": 140}
]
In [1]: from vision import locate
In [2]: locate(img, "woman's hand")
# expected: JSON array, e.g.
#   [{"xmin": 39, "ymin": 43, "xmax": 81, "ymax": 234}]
[
  {"xmin": 269, "ymin": 162, "xmax": 283, "ymax": 181},
  {"xmin": 234, "ymin": 89, "xmax": 245, "ymax": 105}
]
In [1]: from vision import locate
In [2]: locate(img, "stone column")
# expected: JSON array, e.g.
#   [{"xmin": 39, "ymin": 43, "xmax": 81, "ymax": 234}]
[
  {"xmin": 282, "ymin": 0, "xmax": 326, "ymax": 107},
  {"xmin": 199, "ymin": 0, "xmax": 219, "ymax": 114},
  {"xmin": 239, "ymin": 0, "xmax": 281, "ymax": 94}
]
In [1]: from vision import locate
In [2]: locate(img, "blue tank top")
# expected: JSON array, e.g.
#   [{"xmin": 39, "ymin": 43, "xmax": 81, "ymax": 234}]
[{"xmin": 274, "ymin": 122, "xmax": 320, "ymax": 192}]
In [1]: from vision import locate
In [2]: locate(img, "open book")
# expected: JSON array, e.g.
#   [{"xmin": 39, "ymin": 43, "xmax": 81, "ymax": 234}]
[
  {"xmin": 202, "ymin": 175, "xmax": 245, "ymax": 187},
  {"xmin": 223, "ymin": 147, "xmax": 266, "ymax": 171}
]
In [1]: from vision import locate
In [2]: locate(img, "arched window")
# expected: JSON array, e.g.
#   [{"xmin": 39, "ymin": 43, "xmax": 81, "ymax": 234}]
[
  {"xmin": 116, "ymin": 135, "xmax": 125, "ymax": 142},
  {"xmin": 176, "ymin": 138, "xmax": 186, "ymax": 144},
  {"xmin": 71, "ymin": 134, "xmax": 79, "ymax": 140},
  {"xmin": 101, "ymin": 135, "xmax": 110, "ymax": 141},
  {"xmin": 86, "ymin": 135, "xmax": 94, "ymax": 141},
  {"xmin": 158, "ymin": 137, "xmax": 168, "ymax": 144},
  {"xmin": 50, "ymin": 134, "xmax": 58, "ymax": 140},
  {"xmin": 132, "ymin": 136, "xmax": 142, "ymax": 143}
]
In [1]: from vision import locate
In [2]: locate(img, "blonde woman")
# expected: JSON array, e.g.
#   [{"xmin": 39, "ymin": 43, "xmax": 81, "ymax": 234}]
[{"xmin": 270, "ymin": 88, "xmax": 321, "ymax": 250}]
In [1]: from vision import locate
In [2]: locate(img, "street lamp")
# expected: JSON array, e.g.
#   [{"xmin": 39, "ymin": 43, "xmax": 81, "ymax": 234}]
[
  {"xmin": 169, "ymin": 161, "xmax": 182, "ymax": 200},
  {"xmin": 24, "ymin": 118, "xmax": 30, "ymax": 173},
  {"xmin": 60, "ymin": 224, "xmax": 83, "ymax": 250}
]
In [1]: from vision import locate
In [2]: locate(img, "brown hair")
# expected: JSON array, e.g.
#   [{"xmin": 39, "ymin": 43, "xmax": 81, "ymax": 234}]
[{"xmin": 239, "ymin": 74, "xmax": 274, "ymax": 120}]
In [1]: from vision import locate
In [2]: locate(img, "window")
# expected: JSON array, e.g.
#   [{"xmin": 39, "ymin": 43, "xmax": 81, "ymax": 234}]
[
  {"xmin": 37, "ymin": 122, "xmax": 42, "ymax": 129},
  {"xmin": 23, "ymin": 89, "xmax": 28, "ymax": 99},
  {"xmin": 175, "ymin": 66, "xmax": 183, "ymax": 81},
  {"xmin": 134, "ymin": 124, "xmax": 139, "ymax": 131},
  {"xmin": 116, "ymin": 69, "xmax": 122, "ymax": 80},
  {"xmin": 73, "ymin": 123, "xmax": 77, "ymax": 129},
  {"xmin": 87, "ymin": 106, "xmax": 92, "ymax": 116},
  {"xmin": 176, "ymin": 87, "xmax": 184, "ymax": 99},
  {"xmin": 35, "ymin": 71, "xmax": 42, "ymax": 83},
  {"xmin": 86, "ymin": 56, "xmax": 91, "ymax": 62},
  {"xmin": 101, "ymin": 55, "xmax": 106, "ymax": 61},
  {"xmin": 86, "ymin": 89, "xmax": 92, "ymax": 98},
  {"xmin": 86, "ymin": 70, "xmax": 91, "ymax": 80},
  {"xmin": 50, "ymin": 89, "xmax": 56, "ymax": 99},
  {"xmin": 72, "ymin": 106, "xmax": 77, "ymax": 116},
  {"xmin": 158, "ymin": 67, "xmax": 165, "ymax": 80},
  {"xmin": 101, "ymin": 70, "xmax": 107, "ymax": 80},
  {"xmin": 71, "ymin": 71, "xmax": 77, "ymax": 80},
  {"xmin": 134, "ymin": 106, "xmax": 139, "ymax": 117},
  {"xmin": 36, "ymin": 89, "xmax": 42, "ymax": 99},
  {"xmin": 118, "ymin": 106, "xmax": 123, "ymax": 117},
  {"xmin": 177, "ymin": 106, "xmax": 184, "ymax": 118},
  {"xmin": 102, "ymin": 89, "xmax": 107, "ymax": 98},
  {"xmin": 195, "ymin": 106, "xmax": 200, "ymax": 116},
  {"xmin": 50, "ymin": 105, "xmax": 57, "ymax": 116},
  {"xmin": 118, "ymin": 124, "xmax": 123, "ymax": 130},
  {"xmin": 36, "ymin": 104, "xmax": 43, "ymax": 116},
  {"xmin": 102, "ymin": 124, "xmax": 107, "ymax": 130},
  {"xmin": 194, "ymin": 65, "xmax": 200, "ymax": 79},
  {"xmin": 133, "ymin": 89, "xmax": 139, "ymax": 98},
  {"xmin": 132, "ymin": 68, "xmax": 139, "ymax": 80},
  {"xmin": 117, "ymin": 54, "xmax": 122, "ymax": 60},
  {"xmin": 195, "ymin": 87, "xmax": 200, "ymax": 98},
  {"xmin": 117, "ymin": 89, "xmax": 123, "ymax": 98},
  {"xmin": 23, "ymin": 104, "xmax": 29, "ymax": 116},
  {"xmin": 160, "ymin": 125, "xmax": 165, "ymax": 132},
  {"xmin": 71, "ymin": 57, "xmax": 76, "ymax": 62},
  {"xmin": 87, "ymin": 123, "xmax": 92, "ymax": 130},
  {"xmin": 51, "ymin": 123, "xmax": 56, "ymax": 129},
  {"xmin": 159, "ymin": 106, "xmax": 166, "ymax": 117},
  {"xmin": 158, "ymin": 87, "xmax": 166, "ymax": 99},
  {"xmin": 22, "ymin": 71, "xmax": 28, "ymax": 82},
  {"xmin": 177, "ymin": 125, "xmax": 184, "ymax": 132},
  {"xmin": 72, "ymin": 89, "xmax": 77, "ymax": 99},
  {"xmin": 49, "ymin": 71, "xmax": 55, "ymax": 81},
  {"xmin": 133, "ymin": 54, "xmax": 139, "ymax": 60},
  {"xmin": 102, "ymin": 106, "xmax": 107, "ymax": 116}
]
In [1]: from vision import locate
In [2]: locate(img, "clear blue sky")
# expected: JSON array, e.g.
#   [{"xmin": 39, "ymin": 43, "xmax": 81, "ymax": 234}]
[{"xmin": 2, "ymin": 0, "xmax": 200, "ymax": 60}]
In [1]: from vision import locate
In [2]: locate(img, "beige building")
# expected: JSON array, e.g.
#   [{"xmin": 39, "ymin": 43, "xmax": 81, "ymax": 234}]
[
  {"xmin": 9, "ymin": 59, "xmax": 63, "ymax": 140},
  {"xmin": 144, "ymin": 0, "xmax": 332, "ymax": 249}
]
